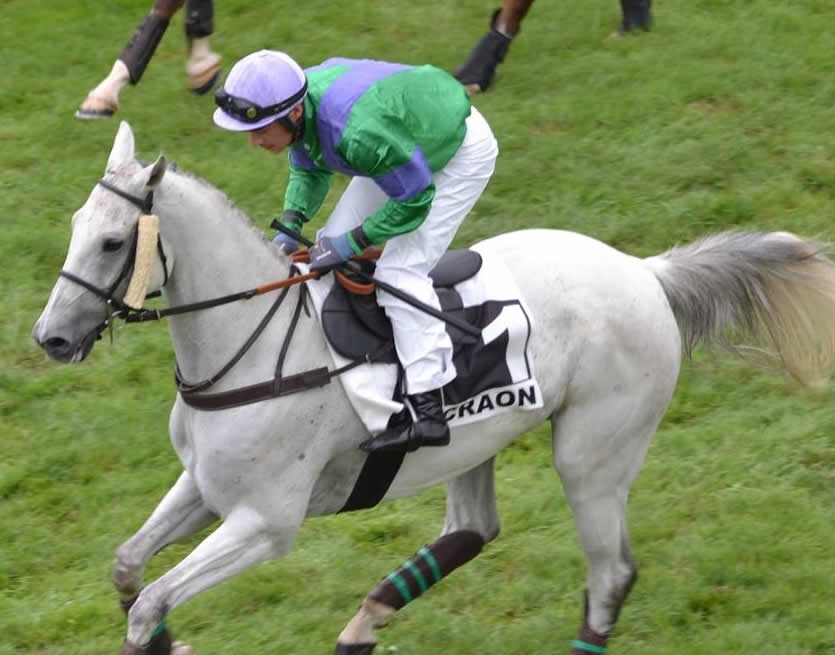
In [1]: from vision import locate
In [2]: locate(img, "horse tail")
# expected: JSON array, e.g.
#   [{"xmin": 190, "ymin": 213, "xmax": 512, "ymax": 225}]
[{"xmin": 644, "ymin": 230, "xmax": 835, "ymax": 388}]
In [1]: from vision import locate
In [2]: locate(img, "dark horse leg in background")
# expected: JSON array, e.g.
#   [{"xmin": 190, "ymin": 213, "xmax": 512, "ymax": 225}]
[
  {"xmin": 616, "ymin": 0, "xmax": 652, "ymax": 34},
  {"xmin": 75, "ymin": 0, "xmax": 221, "ymax": 120},
  {"xmin": 454, "ymin": 0, "xmax": 535, "ymax": 95},
  {"xmin": 453, "ymin": 0, "xmax": 653, "ymax": 95}
]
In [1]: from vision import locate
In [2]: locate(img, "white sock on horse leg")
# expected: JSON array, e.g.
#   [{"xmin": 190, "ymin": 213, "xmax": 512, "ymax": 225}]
[
  {"xmin": 185, "ymin": 37, "xmax": 221, "ymax": 81},
  {"xmin": 188, "ymin": 36, "xmax": 211, "ymax": 60},
  {"xmin": 337, "ymin": 599, "xmax": 395, "ymax": 644},
  {"xmin": 90, "ymin": 60, "xmax": 130, "ymax": 102}
]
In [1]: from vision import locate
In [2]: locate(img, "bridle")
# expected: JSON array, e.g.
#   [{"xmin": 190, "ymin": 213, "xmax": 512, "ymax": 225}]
[
  {"xmin": 59, "ymin": 178, "xmax": 169, "ymax": 324},
  {"xmin": 56, "ymin": 178, "xmax": 361, "ymax": 408}
]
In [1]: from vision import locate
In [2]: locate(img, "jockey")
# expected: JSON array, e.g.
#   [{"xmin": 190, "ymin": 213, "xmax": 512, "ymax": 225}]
[{"xmin": 213, "ymin": 50, "xmax": 498, "ymax": 454}]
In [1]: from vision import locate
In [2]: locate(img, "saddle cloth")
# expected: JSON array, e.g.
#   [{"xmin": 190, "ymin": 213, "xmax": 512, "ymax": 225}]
[{"xmin": 303, "ymin": 249, "xmax": 543, "ymax": 434}]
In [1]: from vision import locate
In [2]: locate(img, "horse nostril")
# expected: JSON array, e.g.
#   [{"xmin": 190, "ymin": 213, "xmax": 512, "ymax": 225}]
[
  {"xmin": 39, "ymin": 336, "xmax": 74, "ymax": 361},
  {"xmin": 44, "ymin": 337, "xmax": 69, "ymax": 350}
]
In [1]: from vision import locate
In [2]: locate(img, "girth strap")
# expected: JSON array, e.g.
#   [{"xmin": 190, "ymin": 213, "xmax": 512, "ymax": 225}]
[{"xmin": 176, "ymin": 282, "xmax": 393, "ymax": 410}]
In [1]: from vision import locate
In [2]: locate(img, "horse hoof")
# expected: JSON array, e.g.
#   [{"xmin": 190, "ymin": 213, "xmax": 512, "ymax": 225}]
[
  {"xmin": 172, "ymin": 641, "xmax": 196, "ymax": 655},
  {"xmin": 190, "ymin": 69, "xmax": 221, "ymax": 96},
  {"xmin": 334, "ymin": 643, "xmax": 376, "ymax": 655},
  {"xmin": 75, "ymin": 94, "xmax": 118, "ymax": 120},
  {"xmin": 187, "ymin": 54, "xmax": 222, "ymax": 95}
]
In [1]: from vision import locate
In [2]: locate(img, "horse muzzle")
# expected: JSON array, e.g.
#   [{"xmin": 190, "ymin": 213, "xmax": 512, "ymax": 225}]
[{"xmin": 32, "ymin": 321, "xmax": 102, "ymax": 363}]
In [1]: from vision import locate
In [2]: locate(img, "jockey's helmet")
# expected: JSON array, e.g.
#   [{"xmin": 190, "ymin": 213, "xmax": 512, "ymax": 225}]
[{"xmin": 213, "ymin": 50, "xmax": 308, "ymax": 132}]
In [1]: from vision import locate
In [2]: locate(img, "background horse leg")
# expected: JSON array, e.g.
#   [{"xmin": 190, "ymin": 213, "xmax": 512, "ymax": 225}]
[
  {"xmin": 334, "ymin": 458, "xmax": 500, "ymax": 653},
  {"xmin": 551, "ymin": 368, "xmax": 675, "ymax": 654},
  {"xmin": 183, "ymin": 0, "xmax": 221, "ymax": 94},
  {"xmin": 615, "ymin": 0, "xmax": 652, "ymax": 35},
  {"xmin": 76, "ymin": 0, "xmax": 185, "ymax": 119},
  {"xmin": 454, "ymin": 0, "xmax": 536, "ymax": 94},
  {"xmin": 114, "ymin": 471, "xmax": 216, "ymax": 655}
]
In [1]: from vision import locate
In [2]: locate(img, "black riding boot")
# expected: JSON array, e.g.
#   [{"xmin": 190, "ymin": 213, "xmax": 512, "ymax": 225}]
[
  {"xmin": 454, "ymin": 9, "xmax": 513, "ymax": 94},
  {"xmin": 360, "ymin": 390, "xmax": 451, "ymax": 454}
]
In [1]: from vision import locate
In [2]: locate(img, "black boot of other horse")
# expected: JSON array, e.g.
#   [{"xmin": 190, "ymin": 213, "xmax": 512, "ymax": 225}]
[
  {"xmin": 454, "ymin": 9, "xmax": 512, "ymax": 94},
  {"xmin": 615, "ymin": 0, "xmax": 652, "ymax": 35},
  {"xmin": 360, "ymin": 390, "xmax": 450, "ymax": 454}
]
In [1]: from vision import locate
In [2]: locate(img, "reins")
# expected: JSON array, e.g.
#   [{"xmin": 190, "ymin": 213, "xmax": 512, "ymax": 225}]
[
  {"xmin": 61, "ymin": 177, "xmax": 474, "ymax": 410},
  {"xmin": 123, "ymin": 267, "xmax": 319, "ymax": 324},
  {"xmin": 61, "ymin": 179, "xmax": 386, "ymax": 410}
]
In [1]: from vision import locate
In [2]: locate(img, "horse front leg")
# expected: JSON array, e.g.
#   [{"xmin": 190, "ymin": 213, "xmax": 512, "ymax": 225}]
[
  {"xmin": 75, "ymin": 0, "xmax": 185, "ymax": 119},
  {"xmin": 335, "ymin": 458, "xmax": 500, "ymax": 654},
  {"xmin": 113, "ymin": 470, "xmax": 216, "ymax": 655},
  {"xmin": 120, "ymin": 505, "xmax": 302, "ymax": 654},
  {"xmin": 113, "ymin": 469, "xmax": 216, "ymax": 596}
]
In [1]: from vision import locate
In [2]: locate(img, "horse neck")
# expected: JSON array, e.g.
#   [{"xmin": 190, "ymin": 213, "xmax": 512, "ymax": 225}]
[{"xmin": 156, "ymin": 173, "xmax": 303, "ymax": 384}]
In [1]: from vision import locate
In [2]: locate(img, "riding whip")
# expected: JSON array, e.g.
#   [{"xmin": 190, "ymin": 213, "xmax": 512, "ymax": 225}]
[{"xmin": 270, "ymin": 220, "xmax": 481, "ymax": 339}]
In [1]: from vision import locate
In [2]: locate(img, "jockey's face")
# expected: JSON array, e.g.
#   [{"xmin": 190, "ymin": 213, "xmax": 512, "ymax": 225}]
[{"xmin": 248, "ymin": 105, "xmax": 304, "ymax": 154}]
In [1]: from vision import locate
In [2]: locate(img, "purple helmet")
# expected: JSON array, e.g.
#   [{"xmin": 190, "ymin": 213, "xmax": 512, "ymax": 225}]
[{"xmin": 213, "ymin": 50, "xmax": 308, "ymax": 132}]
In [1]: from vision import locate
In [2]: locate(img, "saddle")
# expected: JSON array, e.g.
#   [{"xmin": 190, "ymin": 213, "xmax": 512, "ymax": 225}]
[{"xmin": 320, "ymin": 249, "xmax": 483, "ymax": 363}]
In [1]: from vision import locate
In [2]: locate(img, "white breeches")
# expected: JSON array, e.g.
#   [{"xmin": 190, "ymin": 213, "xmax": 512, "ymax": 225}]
[{"xmin": 320, "ymin": 107, "xmax": 498, "ymax": 393}]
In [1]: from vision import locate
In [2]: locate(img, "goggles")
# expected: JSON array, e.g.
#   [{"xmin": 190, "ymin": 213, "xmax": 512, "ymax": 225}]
[{"xmin": 214, "ymin": 80, "xmax": 308, "ymax": 124}]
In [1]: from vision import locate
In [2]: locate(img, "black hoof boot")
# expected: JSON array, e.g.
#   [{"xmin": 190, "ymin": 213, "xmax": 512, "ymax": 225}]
[
  {"xmin": 617, "ymin": 0, "xmax": 652, "ymax": 34},
  {"xmin": 454, "ymin": 8, "xmax": 512, "ymax": 93},
  {"xmin": 360, "ymin": 390, "xmax": 450, "ymax": 454},
  {"xmin": 334, "ymin": 642, "xmax": 377, "ymax": 655}
]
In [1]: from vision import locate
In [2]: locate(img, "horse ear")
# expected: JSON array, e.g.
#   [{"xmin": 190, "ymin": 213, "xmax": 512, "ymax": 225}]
[
  {"xmin": 146, "ymin": 155, "xmax": 168, "ymax": 188},
  {"xmin": 131, "ymin": 155, "xmax": 168, "ymax": 191},
  {"xmin": 106, "ymin": 121, "xmax": 137, "ymax": 173}
]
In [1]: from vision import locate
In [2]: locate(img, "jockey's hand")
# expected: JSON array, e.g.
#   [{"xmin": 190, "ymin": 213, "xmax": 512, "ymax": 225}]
[
  {"xmin": 271, "ymin": 210, "xmax": 305, "ymax": 255},
  {"xmin": 308, "ymin": 233, "xmax": 357, "ymax": 273},
  {"xmin": 273, "ymin": 230, "xmax": 298, "ymax": 254}
]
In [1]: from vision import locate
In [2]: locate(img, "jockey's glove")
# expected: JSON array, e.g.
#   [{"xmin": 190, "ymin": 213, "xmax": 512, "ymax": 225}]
[
  {"xmin": 308, "ymin": 229, "xmax": 367, "ymax": 273},
  {"xmin": 272, "ymin": 210, "xmax": 306, "ymax": 254}
]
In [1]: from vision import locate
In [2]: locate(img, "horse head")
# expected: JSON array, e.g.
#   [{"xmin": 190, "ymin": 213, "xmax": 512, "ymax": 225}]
[{"xmin": 32, "ymin": 121, "xmax": 171, "ymax": 362}]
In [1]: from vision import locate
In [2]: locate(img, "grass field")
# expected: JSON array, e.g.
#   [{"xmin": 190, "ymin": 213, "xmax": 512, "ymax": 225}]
[{"xmin": 2, "ymin": 0, "xmax": 835, "ymax": 653}]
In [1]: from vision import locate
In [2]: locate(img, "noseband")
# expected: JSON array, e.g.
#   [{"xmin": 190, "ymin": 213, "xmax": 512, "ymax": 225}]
[{"xmin": 59, "ymin": 179, "xmax": 169, "ymax": 327}]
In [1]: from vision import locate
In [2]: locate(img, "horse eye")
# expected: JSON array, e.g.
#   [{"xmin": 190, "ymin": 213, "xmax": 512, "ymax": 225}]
[{"xmin": 102, "ymin": 238, "xmax": 124, "ymax": 253}]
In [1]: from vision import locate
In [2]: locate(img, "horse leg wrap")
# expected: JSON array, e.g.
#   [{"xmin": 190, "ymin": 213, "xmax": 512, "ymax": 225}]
[
  {"xmin": 620, "ymin": 0, "xmax": 652, "ymax": 31},
  {"xmin": 184, "ymin": 0, "xmax": 214, "ymax": 39},
  {"xmin": 367, "ymin": 530, "xmax": 484, "ymax": 610},
  {"xmin": 119, "ymin": 13, "xmax": 171, "ymax": 85},
  {"xmin": 569, "ymin": 591, "xmax": 610, "ymax": 655},
  {"xmin": 453, "ymin": 9, "xmax": 513, "ymax": 92},
  {"xmin": 120, "ymin": 593, "xmax": 174, "ymax": 655}
]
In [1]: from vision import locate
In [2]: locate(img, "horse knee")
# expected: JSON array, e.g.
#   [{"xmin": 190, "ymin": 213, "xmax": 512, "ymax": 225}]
[{"xmin": 113, "ymin": 544, "xmax": 143, "ymax": 595}]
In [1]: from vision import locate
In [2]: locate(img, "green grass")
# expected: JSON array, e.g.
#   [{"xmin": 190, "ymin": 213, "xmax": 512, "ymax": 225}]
[{"xmin": 3, "ymin": 0, "xmax": 835, "ymax": 653}]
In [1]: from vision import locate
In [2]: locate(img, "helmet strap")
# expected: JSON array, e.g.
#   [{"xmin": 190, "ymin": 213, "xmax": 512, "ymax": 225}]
[{"xmin": 280, "ymin": 106, "xmax": 305, "ymax": 143}]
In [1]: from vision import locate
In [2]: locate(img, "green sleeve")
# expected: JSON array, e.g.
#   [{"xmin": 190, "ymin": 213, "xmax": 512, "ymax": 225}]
[
  {"xmin": 339, "ymin": 123, "xmax": 435, "ymax": 244},
  {"xmin": 283, "ymin": 164, "xmax": 333, "ymax": 222},
  {"xmin": 361, "ymin": 186, "xmax": 435, "ymax": 244}
]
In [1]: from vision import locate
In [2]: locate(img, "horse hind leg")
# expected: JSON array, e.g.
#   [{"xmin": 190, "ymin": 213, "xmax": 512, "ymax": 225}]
[
  {"xmin": 75, "ymin": 0, "xmax": 185, "ymax": 120},
  {"xmin": 184, "ymin": 0, "xmax": 222, "ymax": 94},
  {"xmin": 334, "ymin": 457, "xmax": 500, "ymax": 654},
  {"xmin": 552, "ymin": 377, "xmax": 672, "ymax": 653}
]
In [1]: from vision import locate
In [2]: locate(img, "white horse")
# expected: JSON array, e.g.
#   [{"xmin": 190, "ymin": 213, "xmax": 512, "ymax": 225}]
[{"xmin": 32, "ymin": 122, "xmax": 835, "ymax": 655}]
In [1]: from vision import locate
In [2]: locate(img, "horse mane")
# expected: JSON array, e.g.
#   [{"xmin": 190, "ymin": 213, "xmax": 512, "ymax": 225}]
[{"xmin": 163, "ymin": 164, "xmax": 273, "ymax": 245}]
